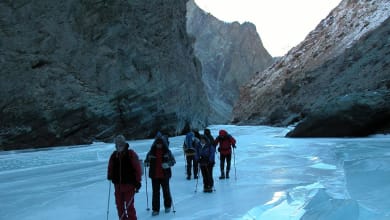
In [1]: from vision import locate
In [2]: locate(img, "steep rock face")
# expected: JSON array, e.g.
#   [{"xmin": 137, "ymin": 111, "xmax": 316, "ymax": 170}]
[
  {"xmin": 0, "ymin": 0, "xmax": 209, "ymax": 150},
  {"xmin": 186, "ymin": 0, "xmax": 273, "ymax": 123},
  {"xmin": 233, "ymin": 0, "xmax": 390, "ymax": 137}
]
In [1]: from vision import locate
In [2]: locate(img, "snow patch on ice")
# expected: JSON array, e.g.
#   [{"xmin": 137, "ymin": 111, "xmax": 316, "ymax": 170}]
[{"xmin": 310, "ymin": 162, "xmax": 337, "ymax": 170}]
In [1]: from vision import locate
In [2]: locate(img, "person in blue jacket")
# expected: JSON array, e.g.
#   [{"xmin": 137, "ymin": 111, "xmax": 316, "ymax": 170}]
[
  {"xmin": 183, "ymin": 131, "xmax": 201, "ymax": 180},
  {"xmin": 196, "ymin": 135, "xmax": 216, "ymax": 193}
]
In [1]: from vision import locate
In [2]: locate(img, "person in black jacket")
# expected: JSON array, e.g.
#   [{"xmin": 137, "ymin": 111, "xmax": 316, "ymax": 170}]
[
  {"xmin": 203, "ymin": 128, "xmax": 215, "ymax": 147},
  {"xmin": 197, "ymin": 135, "xmax": 216, "ymax": 192},
  {"xmin": 107, "ymin": 135, "xmax": 142, "ymax": 220},
  {"xmin": 144, "ymin": 132, "xmax": 176, "ymax": 216}
]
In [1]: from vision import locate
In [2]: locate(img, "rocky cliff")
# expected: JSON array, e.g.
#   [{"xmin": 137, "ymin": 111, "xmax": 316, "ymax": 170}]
[
  {"xmin": 186, "ymin": 0, "xmax": 273, "ymax": 123},
  {"xmin": 233, "ymin": 0, "xmax": 390, "ymax": 137},
  {"xmin": 0, "ymin": 0, "xmax": 209, "ymax": 150}
]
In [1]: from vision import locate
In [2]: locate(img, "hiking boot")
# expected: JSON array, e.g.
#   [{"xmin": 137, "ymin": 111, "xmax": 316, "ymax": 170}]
[
  {"xmin": 219, "ymin": 174, "xmax": 225, "ymax": 179},
  {"xmin": 194, "ymin": 175, "xmax": 198, "ymax": 179},
  {"xmin": 152, "ymin": 211, "xmax": 159, "ymax": 216},
  {"xmin": 204, "ymin": 186, "xmax": 213, "ymax": 193},
  {"xmin": 186, "ymin": 175, "xmax": 191, "ymax": 180},
  {"xmin": 226, "ymin": 171, "xmax": 230, "ymax": 179},
  {"xmin": 165, "ymin": 208, "xmax": 171, "ymax": 213}
]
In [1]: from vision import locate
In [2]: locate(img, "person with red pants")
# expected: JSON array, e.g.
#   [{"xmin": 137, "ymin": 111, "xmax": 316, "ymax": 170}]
[
  {"xmin": 107, "ymin": 135, "xmax": 142, "ymax": 220},
  {"xmin": 144, "ymin": 132, "xmax": 176, "ymax": 216},
  {"xmin": 214, "ymin": 129, "xmax": 236, "ymax": 179}
]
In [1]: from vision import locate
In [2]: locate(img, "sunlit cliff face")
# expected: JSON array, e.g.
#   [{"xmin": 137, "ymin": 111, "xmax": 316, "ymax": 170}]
[{"xmin": 233, "ymin": 0, "xmax": 390, "ymax": 137}]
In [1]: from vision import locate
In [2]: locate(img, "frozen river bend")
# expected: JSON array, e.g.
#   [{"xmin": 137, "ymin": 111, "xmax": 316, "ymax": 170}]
[{"xmin": 0, "ymin": 125, "xmax": 389, "ymax": 220}]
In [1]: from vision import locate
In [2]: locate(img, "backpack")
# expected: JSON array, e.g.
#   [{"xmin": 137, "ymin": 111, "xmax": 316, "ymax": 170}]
[{"xmin": 184, "ymin": 132, "xmax": 196, "ymax": 153}]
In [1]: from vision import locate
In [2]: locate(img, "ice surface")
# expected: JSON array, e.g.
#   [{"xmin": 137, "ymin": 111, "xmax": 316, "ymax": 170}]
[{"xmin": 0, "ymin": 125, "xmax": 389, "ymax": 219}]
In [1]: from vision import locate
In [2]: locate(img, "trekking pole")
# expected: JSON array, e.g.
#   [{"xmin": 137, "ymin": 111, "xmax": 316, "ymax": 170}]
[
  {"xmin": 170, "ymin": 189, "xmax": 176, "ymax": 214},
  {"xmin": 184, "ymin": 152, "xmax": 187, "ymax": 176},
  {"xmin": 233, "ymin": 147, "xmax": 237, "ymax": 181},
  {"xmin": 120, "ymin": 196, "xmax": 135, "ymax": 220},
  {"xmin": 106, "ymin": 181, "xmax": 111, "ymax": 220},
  {"xmin": 194, "ymin": 163, "xmax": 200, "ymax": 193},
  {"xmin": 194, "ymin": 173, "xmax": 199, "ymax": 193},
  {"xmin": 144, "ymin": 165, "xmax": 150, "ymax": 211}
]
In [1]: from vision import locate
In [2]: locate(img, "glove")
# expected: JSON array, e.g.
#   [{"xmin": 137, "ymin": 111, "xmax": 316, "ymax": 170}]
[
  {"xmin": 135, "ymin": 182, "xmax": 141, "ymax": 193},
  {"xmin": 232, "ymin": 144, "xmax": 236, "ymax": 148},
  {"xmin": 217, "ymin": 147, "xmax": 220, "ymax": 152},
  {"xmin": 162, "ymin": 163, "xmax": 169, "ymax": 169}
]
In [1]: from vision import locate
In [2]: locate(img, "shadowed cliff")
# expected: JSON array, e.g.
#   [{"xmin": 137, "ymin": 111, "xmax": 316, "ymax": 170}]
[
  {"xmin": 0, "ymin": 0, "xmax": 209, "ymax": 150},
  {"xmin": 187, "ymin": 0, "xmax": 273, "ymax": 123}
]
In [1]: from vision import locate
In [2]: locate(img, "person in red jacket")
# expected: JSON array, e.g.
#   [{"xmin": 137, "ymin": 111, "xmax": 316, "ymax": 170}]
[
  {"xmin": 214, "ymin": 129, "xmax": 236, "ymax": 179},
  {"xmin": 144, "ymin": 132, "xmax": 176, "ymax": 216},
  {"xmin": 107, "ymin": 135, "xmax": 142, "ymax": 220}
]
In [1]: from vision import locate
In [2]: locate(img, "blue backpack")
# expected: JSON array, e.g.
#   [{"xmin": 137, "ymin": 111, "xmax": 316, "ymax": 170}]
[{"xmin": 184, "ymin": 132, "xmax": 196, "ymax": 153}]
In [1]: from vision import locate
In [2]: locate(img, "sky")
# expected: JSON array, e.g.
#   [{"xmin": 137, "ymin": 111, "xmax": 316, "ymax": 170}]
[
  {"xmin": 194, "ymin": 0, "xmax": 342, "ymax": 57},
  {"xmin": 1, "ymin": 125, "xmax": 389, "ymax": 219}
]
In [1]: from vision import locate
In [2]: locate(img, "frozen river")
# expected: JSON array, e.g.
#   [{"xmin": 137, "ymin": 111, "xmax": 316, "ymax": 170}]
[{"xmin": 0, "ymin": 125, "xmax": 389, "ymax": 220}]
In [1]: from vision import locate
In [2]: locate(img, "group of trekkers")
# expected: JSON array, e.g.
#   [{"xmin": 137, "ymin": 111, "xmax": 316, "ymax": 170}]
[
  {"xmin": 183, "ymin": 129, "xmax": 236, "ymax": 191},
  {"xmin": 107, "ymin": 128, "xmax": 236, "ymax": 219}
]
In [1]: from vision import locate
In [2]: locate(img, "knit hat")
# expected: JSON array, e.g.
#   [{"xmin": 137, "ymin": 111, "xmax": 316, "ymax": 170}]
[{"xmin": 115, "ymin": 135, "xmax": 127, "ymax": 152}]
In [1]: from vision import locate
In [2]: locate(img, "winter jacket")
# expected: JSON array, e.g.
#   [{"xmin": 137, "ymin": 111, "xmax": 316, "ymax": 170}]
[
  {"xmin": 214, "ymin": 129, "xmax": 236, "ymax": 156},
  {"xmin": 196, "ymin": 142, "xmax": 216, "ymax": 166},
  {"xmin": 145, "ymin": 136, "xmax": 176, "ymax": 179},
  {"xmin": 107, "ymin": 148, "xmax": 142, "ymax": 185}
]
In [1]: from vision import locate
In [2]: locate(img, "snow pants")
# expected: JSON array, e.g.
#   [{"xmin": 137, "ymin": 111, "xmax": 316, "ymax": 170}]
[
  {"xmin": 114, "ymin": 184, "xmax": 137, "ymax": 220},
  {"xmin": 151, "ymin": 178, "xmax": 172, "ymax": 212},
  {"xmin": 220, "ymin": 154, "xmax": 232, "ymax": 174},
  {"xmin": 186, "ymin": 155, "xmax": 199, "ymax": 178},
  {"xmin": 200, "ymin": 163, "xmax": 214, "ymax": 189}
]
